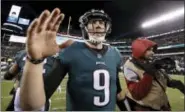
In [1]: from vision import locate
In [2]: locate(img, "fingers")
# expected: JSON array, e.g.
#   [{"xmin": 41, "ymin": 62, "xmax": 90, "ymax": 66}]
[
  {"xmin": 35, "ymin": 8, "xmax": 64, "ymax": 32},
  {"xmin": 52, "ymin": 13, "xmax": 65, "ymax": 31},
  {"xmin": 46, "ymin": 8, "xmax": 61, "ymax": 30},
  {"xmin": 37, "ymin": 10, "xmax": 50, "ymax": 32},
  {"xmin": 27, "ymin": 18, "xmax": 38, "ymax": 37}
]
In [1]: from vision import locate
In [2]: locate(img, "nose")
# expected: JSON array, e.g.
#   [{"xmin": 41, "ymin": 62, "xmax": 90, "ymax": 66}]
[
  {"xmin": 94, "ymin": 20, "xmax": 103, "ymax": 25},
  {"xmin": 94, "ymin": 21, "xmax": 100, "ymax": 26},
  {"xmin": 151, "ymin": 51, "xmax": 154, "ymax": 56}
]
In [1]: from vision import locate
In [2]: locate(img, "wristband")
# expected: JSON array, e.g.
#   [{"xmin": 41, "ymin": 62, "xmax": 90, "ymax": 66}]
[{"xmin": 26, "ymin": 56, "xmax": 45, "ymax": 64}]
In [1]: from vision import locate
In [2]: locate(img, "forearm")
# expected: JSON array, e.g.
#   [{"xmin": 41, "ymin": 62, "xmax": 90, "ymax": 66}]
[
  {"xmin": 44, "ymin": 59, "xmax": 67, "ymax": 100},
  {"xmin": 168, "ymin": 79, "xmax": 185, "ymax": 94},
  {"xmin": 20, "ymin": 60, "xmax": 45, "ymax": 110}
]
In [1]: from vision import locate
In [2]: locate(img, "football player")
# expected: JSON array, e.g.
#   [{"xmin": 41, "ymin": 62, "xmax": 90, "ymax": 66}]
[
  {"xmin": 20, "ymin": 8, "xmax": 126, "ymax": 111},
  {"xmin": 3, "ymin": 39, "xmax": 72, "ymax": 111},
  {"xmin": 4, "ymin": 50, "xmax": 55, "ymax": 111}
]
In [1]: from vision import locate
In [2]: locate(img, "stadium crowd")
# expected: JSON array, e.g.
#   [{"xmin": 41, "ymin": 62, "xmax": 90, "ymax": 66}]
[
  {"xmin": 150, "ymin": 31, "xmax": 184, "ymax": 46},
  {"xmin": 1, "ymin": 31, "xmax": 184, "ymax": 75},
  {"xmin": 1, "ymin": 3, "xmax": 184, "ymax": 111}
]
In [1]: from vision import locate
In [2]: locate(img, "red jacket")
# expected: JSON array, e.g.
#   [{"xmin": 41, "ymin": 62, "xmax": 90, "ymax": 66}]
[{"xmin": 125, "ymin": 38, "xmax": 157, "ymax": 100}]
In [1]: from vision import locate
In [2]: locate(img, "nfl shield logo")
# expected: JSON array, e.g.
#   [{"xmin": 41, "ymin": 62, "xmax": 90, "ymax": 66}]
[{"xmin": 97, "ymin": 54, "xmax": 102, "ymax": 58}]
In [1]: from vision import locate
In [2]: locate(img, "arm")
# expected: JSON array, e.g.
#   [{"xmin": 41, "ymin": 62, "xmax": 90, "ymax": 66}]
[
  {"xmin": 116, "ymin": 70, "xmax": 128, "ymax": 111},
  {"xmin": 115, "ymin": 58, "xmax": 129, "ymax": 111},
  {"xmin": 4, "ymin": 63, "xmax": 20, "ymax": 80},
  {"xmin": 20, "ymin": 58, "xmax": 67, "ymax": 110},
  {"xmin": 20, "ymin": 8, "xmax": 65, "ymax": 110},
  {"xmin": 20, "ymin": 60, "xmax": 45, "ymax": 110},
  {"xmin": 124, "ymin": 67, "xmax": 153, "ymax": 100},
  {"xmin": 44, "ymin": 58, "xmax": 68, "ymax": 100},
  {"xmin": 167, "ymin": 79, "xmax": 185, "ymax": 94},
  {"xmin": 159, "ymin": 70, "xmax": 185, "ymax": 94}
]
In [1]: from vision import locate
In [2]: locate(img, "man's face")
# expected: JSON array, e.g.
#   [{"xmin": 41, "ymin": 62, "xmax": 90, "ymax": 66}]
[
  {"xmin": 86, "ymin": 19, "xmax": 106, "ymax": 38},
  {"xmin": 144, "ymin": 47, "xmax": 154, "ymax": 59}
]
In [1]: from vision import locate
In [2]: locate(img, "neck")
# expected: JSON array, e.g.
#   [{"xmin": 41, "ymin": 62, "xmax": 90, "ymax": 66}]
[{"xmin": 85, "ymin": 41, "xmax": 103, "ymax": 50}]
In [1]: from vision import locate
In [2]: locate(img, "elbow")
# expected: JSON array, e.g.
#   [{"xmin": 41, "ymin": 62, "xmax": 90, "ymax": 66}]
[
  {"xmin": 130, "ymin": 90, "xmax": 145, "ymax": 100},
  {"xmin": 128, "ymin": 81, "xmax": 152, "ymax": 100},
  {"xmin": 20, "ymin": 91, "xmax": 46, "ymax": 110},
  {"xmin": 20, "ymin": 97, "xmax": 46, "ymax": 111},
  {"xmin": 127, "ymin": 84, "xmax": 146, "ymax": 100},
  {"xmin": 128, "ymin": 84, "xmax": 152, "ymax": 100}
]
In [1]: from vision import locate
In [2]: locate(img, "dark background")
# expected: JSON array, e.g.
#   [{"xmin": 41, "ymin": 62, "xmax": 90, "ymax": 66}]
[{"xmin": 1, "ymin": 0, "xmax": 184, "ymax": 40}]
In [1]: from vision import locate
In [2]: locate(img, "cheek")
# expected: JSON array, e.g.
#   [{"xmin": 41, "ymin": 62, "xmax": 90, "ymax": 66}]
[
  {"xmin": 147, "ymin": 52, "xmax": 154, "ymax": 57},
  {"xmin": 102, "ymin": 24, "xmax": 106, "ymax": 29},
  {"xmin": 87, "ymin": 24, "xmax": 93, "ymax": 30},
  {"xmin": 144, "ymin": 52, "xmax": 150, "ymax": 57}
]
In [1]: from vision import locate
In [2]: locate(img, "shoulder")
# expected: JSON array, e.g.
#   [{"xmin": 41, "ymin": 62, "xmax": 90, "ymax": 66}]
[
  {"xmin": 107, "ymin": 46, "xmax": 122, "ymax": 66},
  {"xmin": 15, "ymin": 50, "xmax": 26, "ymax": 62},
  {"xmin": 16, "ymin": 50, "xmax": 26, "ymax": 57},
  {"xmin": 123, "ymin": 58, "xmax": 139, "ymax": 81},
  {"xmin": 109, "ymin": 46, "xmax": 121, "ymax": 55},
  {"xmin": 124, "ymin": 58, "xmax": 138, "ymax": 71},
  {"xmin": 58, "ymin": 41, "xmax": 84, "ymax": 63},
  {"xmin": 59, "ymin": 41, "xmax": 84, "ymax": 53},
  {"xmin": 59, "ymin": 41, "xmax": 85, "ymax": 56},
  {"xmin": 124, "ymin": 59, "xmax": 134, "ymax": 71},
  {"xmin": 109, "ymin": 46, "xmax": 122, "ymax": 60},
  {"xmin": 124, "ymin": 58, "xmax": 131, "ymax": 66},
  {"xmin": 124, "ymin": 66, "xmax": 139, "ymax": 82}
]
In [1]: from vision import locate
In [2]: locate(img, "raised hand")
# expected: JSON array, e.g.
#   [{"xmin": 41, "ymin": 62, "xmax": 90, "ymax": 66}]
[{"xmin": 26, "ymin": 8, "xmax": 65, "ymax": 59}]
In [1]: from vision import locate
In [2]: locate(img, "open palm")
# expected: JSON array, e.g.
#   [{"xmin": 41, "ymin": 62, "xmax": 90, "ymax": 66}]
[{"xmin": 26, "ymin": 8, "xmax": 65, "ymax": 59}]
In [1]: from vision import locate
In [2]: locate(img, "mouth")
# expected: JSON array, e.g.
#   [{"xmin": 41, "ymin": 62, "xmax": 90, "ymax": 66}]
[
  {"xmin": 91, "ymin": 29, "xmax": 106, "ymax": 34},
  {"xmin": 91, "ymin": 32, "xmax": 106, "ymax": 37},
  {"xmin": 87, "ymin": 27, "xmax": 106, "ymax": 37}
]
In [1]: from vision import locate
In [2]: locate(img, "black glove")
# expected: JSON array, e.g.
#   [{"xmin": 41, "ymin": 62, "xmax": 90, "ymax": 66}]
[
  {"xmin": 117, "ymin": 98, "xmax": 132, "ymax": 111},
  {"xmin": 9, "ymin": 87, "xmax": 16, "ymax": 95},
  {"xmin": 152, "ymin": 57, "xmax": 175, "ymax": 70},
  {"xmin": 131, "ymin": 58, "xmax": 157, "ymax": 76},
  {"xmin": 167, "ymin": 79, "xmax": 185, "ymax": 94},
  {"xmin": 117, "ymin": 99, "xmax": 127, "ymax": 111}
]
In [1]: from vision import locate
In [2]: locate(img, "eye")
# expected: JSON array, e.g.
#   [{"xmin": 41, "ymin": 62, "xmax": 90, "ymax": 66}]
[
  {"xmin": 88, "ymin": 20, "xmax": 93, "ymax": 24},
  {"xmin": 90, "ymin": 19, "xmax": 105, "ymax": 25},
  {"xmin": 92, "ymin": 20, "xmax": 99, "ymax": 24},
  {"xmin": 99, "ymin": 20, "xmax": 105, "ymax": 25}
]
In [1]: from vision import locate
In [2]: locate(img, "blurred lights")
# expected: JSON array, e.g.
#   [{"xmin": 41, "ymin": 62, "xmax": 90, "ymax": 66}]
[
  {"xmin": 142, "ymin": 7, "xmax": 184, "ymax": 28},
  {"xmin": 147, "ymin": 28, "xmax": 184, "ymax": 38}
]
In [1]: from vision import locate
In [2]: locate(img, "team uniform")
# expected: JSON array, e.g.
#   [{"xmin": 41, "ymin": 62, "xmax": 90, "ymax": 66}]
[
  {"xmin": 14, "ymin": 50, "xmax": 55, "ymax": 111},
  {"xmin": 18, "ymin": 9, "xmax": 125, "ymax": 111},
  {"xmin": 44, "ymin": 41, "xmax": 122, "ymax": 111}
]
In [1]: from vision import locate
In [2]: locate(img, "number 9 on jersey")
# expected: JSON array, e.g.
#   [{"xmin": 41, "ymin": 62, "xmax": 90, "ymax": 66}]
[{"xmin": 93, "ymin": 69, "xmax": 110, "ymax": 106}]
